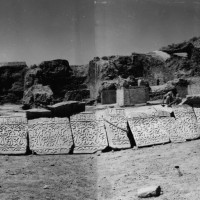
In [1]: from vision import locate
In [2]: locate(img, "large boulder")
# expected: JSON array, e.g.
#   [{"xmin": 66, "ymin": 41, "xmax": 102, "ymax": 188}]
[
  {"xmin": 24, "ymin": 60, "xmax": 73, "ymax": 97},
  {"xmin": 0, "ymin": 62, "xmax": 28, "ymax": 104},
  {"xmin": 23, "ymin": 84, "xmax": 53, "ymax": 109},
  {"xmin": 23, "ymin": 60, "xmax": 89, "ymax": 108}
]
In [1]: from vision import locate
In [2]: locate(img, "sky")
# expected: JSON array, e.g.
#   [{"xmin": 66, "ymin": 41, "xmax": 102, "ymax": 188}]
[{"xmin": 0, "ymin": 0, "xmax": 200, "ymax": 66}]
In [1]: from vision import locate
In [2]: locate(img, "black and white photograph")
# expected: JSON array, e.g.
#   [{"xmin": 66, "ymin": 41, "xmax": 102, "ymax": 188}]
[{"xmin": 0, "ymin": 0, "xmax": 200, "ymax": 199}]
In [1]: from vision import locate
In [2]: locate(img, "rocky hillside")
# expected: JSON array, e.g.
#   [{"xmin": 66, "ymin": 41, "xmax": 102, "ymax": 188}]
[
  {"xmin": 161, "ymin": 36, "xmax": 200, "ymax": 78},
  {"xmin": 23, "ymin": 60, "xmax": 89, "ymax": 109},
  {"xmin": 0, "ymin": 62, "xmax": 28, "ymax": 104}
]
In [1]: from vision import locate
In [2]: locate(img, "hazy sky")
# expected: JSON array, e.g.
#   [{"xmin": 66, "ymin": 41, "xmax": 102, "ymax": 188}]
[{"xmin": 0, "ymin": 0, "xmax": 200, "ymax": 66}]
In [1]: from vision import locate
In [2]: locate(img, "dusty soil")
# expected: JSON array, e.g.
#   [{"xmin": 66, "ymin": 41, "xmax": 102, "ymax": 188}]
[{"xmin": 0, "ymin": 140, "xmax": 199, "ymax": 200}]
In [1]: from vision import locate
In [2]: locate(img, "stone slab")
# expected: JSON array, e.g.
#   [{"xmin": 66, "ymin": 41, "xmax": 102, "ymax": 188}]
[
  {"xmin": 175, "ymin": 118, "xmax": 200, "ymax": 140},
  {"xmin": 47, "ymin": 101, "xmax": 85, "ymax": 117},
  {"xmin": 159, "ymin": 117, "xmax": 186, "ymax": 143},
  {"xmin": 103, "ymin": 111, "xmax": 130, "ymax": 149},
  {"xmin": 26, "ymin": 108, "xmax": 52, "ymax": 120},
  {"xmin": 153, "ymin": 105, "xmax": 172, "ymax": 117},
  {"xmin": 125, "ymin": 106, "xmax": 172, "ymax": 119},
  {"xmin": 137, "ymin": 185, "xmax": 161, "ymax": 198},
  {"xmin": 182, "ymin": 95, "xmax": 200, "ymax": 105},
  {"xmin": 70, "ymin": 112, "xmax": 108, "ymax": 153},
  {"xmin": 172, "ymin": 105, "xmax": 196, "ymax": 121},
  {"xmin": 172, "ymin": 105, "xmax": 200, "ymax": 140},
  {"xmin": 28, "ymin": 118, "xmax": 73, "ymax": 154},
  {"xmin": 0, "ymin": 116, "xmax": 27, "ymax": 154},
  {"xmin": 106, "ymin": 108, "xmax": 125, "ymax": 116},
  {"xmin": 128, "ymin": 117, "xmax": 170, "ymax": 147}
]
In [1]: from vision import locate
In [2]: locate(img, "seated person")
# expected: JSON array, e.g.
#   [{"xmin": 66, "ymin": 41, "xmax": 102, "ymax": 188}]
[
  {"xmin": 168, "ymin": 93, "xmax": 182, "ymax": 107},
  {"xmin": 162, "ymin": 91, "xmax": 174, "ymax": 106}
]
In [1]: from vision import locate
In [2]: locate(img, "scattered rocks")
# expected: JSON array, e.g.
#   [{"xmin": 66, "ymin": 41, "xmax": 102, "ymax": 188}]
[
  {"xmin": 137, "ymin": 185, "xmax": 161, "ymax": 198},
  {"xmin": 0, "ymin": 62, "xmax": 28, "ymax": 104}
]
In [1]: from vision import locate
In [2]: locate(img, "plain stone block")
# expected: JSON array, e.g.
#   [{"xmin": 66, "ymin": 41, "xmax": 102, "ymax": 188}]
[
  {"xmin": 26, "ymin": 108, "xmax": 52, "ymax": 120},
  {"xmin": 47, "ymin": 101, "xmax": 85, "ymax": 117},
  {"xmin": 137, "ymin": 185, "xmax": 161, "ymax": 198}
]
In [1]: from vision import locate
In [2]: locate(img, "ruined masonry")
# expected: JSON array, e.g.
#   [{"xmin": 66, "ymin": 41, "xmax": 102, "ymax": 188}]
[
  {"xmin": 28, "ymin": 117, "xmax": 73, "ymax": 154},
  {"xmin": 70, "ymin": 112, "xmax": 108, "ymax": 153},
  {"xmin": 0, "ymin": 116, "xmax": 28, "ymax": 154}
]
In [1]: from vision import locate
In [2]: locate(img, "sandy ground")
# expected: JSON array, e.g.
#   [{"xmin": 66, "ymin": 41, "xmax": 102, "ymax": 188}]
[{"xmin": 0, "ymin": 140, "xmax": 199, "ymax": 200}]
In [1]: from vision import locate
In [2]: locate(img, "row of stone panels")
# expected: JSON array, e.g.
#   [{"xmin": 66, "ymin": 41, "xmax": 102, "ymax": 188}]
[
  {"xmin": 0, "ymin": 109, "xmax": 130, "ymax": 154},
  {"xmin": 1, "ymin": 105, "xmax": 200, "ymax": 154}
]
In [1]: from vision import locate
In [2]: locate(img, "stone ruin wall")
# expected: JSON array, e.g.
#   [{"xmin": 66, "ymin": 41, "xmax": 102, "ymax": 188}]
[
  {"xmin": 143, "ymin": 64, "xmax": 175, "ymax": 86},
  {"xmin": 117, "ymin": 87, "xmax": 149, "ymax": 106}
]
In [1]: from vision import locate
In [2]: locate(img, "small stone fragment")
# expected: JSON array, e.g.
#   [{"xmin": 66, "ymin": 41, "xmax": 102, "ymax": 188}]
[
  {"xmin": 175, "ymin": 166, "xmax": 183, "ymax": 176},
  {"xmin": 43, "ymin": 185, "xmax": 50, "ymax": 189},
  {"xmin": 137, "ymin": 185, "xmax": 161, "ymax": 198},
  {"xmin": 96, "ymin": 151, "xmax": 101, "ymax": 156}
]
